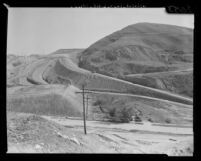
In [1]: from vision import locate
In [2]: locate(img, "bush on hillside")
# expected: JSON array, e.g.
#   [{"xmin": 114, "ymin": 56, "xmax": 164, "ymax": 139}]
[
  {"xmin": 147, "ymin": 118, "xmax": 153, "ymax": 122},
  {"xmin": 104, "ymin": 52, "xmax": 117, "ymax": 61},
  {"xmin": 134, "ymin": 115, "xmax": 142, "ymax": 122},
  {"xmin": 108, "ymin": 106, "xmax": 134, "ymax": 123},
  {"xmin": 12, "ymin": 61, "xmax": 22, "ymax": 67},
  {"xmin": 165, "ymin": 118, "xmax": 171, "ymax": 124},
  {"xmin": 93, "ymin": 100, "xmax": 103, "ymax": 106}
]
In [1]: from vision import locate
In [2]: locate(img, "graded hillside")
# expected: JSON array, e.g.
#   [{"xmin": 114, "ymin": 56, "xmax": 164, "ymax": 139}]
[
  {"xmin": 7, "ymin": 55, "xmax": 40, "ymax": 87},
  {"xmin": 43, "ymin": 59, "xmax": 192, "ymax": 105},
  {"xmin": 79, "ymin": 23, "xmax": 193, "ymax": 77},
  {"xmin": 124, "ymin": 70, "xmax": 193, "ymax": 98}
]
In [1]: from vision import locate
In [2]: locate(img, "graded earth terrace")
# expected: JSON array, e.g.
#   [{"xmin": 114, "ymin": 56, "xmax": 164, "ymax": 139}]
[{"xmin": 7, "ymin": 23, "xmax": 193, "ymax": 155}]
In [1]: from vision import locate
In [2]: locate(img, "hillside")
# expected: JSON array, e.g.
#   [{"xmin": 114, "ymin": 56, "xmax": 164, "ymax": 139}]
[
  {"xmin": 43, "ymin": 59, "xmax": 192, "ymax": 105},
  {"xmin": 124, "ymin": 70, "xmax": 193, "ymax": 98},
  {"xmin": 79, "ymin": 23, "xmax": 193, "ymax": 77},
  {"xmin": 6, "ymin": 23, "xmax": 193, "ymax": 154}
]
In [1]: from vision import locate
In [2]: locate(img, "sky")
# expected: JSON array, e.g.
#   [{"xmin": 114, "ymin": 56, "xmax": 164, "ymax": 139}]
[{"xmin": 7, "ymin": 8, "xmax": 194, "ymax": 56}]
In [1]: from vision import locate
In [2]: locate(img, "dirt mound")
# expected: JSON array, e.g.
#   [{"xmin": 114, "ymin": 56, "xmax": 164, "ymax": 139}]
[
  {"xmin": 7, "ymin": 112, "xmax": 119, "ymax": 153},
  {"xmin": 151, "ymin": 138, "xmax": 193, "ymax": 156}
]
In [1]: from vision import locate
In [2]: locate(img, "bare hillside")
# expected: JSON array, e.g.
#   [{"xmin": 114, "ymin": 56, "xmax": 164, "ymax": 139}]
[
  {"xmin": 124, "ymin": 70, "xmax": 193, "ymax": 98},
  {"xmin": 79, "ymin": 23, "xmax": 193, "ymax": 77}
]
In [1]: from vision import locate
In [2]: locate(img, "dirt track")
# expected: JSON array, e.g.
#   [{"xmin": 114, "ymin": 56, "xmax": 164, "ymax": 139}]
[
  {"xmin": 7, "ymin": 52, "xmax": 193, "ymax": 155},
  {"xmin": 7, "ymin": 52, "xmax": 193, "ymax": 106},
  {"xmin": 126, "ymin": 68, "xmax": 193, "ymax": 77},
  {"xmin": 42, "ymin": 115, "xmax": 193, "ymax": 135}
]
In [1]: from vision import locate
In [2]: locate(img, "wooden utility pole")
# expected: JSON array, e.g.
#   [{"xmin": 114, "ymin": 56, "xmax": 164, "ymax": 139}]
[
  {"xmin": 75, "ymin": 87, "xmax": 92, "ymax": 135},
  {"xmin": 82, "ymin": 84, "xmax": 87, "ymax": 135},
  {"xmin": 86, "ymin": 95, "xmax": 91, "ymax": 120}
]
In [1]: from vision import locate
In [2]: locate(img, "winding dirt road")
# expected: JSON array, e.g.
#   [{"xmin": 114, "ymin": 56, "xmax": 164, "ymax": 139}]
[
  {"xmin": 58, "ymin": 57, "xmax": 193, "ymax": 105},
  {"xmin": 8, "ymin": 52, "xmax": 193, "ymax": 106},
  {"xmin": 7, "ymin": 52, "xmax": 193, "ymax": 155}
]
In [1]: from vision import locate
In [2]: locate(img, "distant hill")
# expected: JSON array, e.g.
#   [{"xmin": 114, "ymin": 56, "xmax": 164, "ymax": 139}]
[
  {"xmin": 79, "ymin": 23, "xmax": 193, "ymax": 77},
  {"xmin": 50, "ymin": 49, "xmax": 84, "ymax": 55}
]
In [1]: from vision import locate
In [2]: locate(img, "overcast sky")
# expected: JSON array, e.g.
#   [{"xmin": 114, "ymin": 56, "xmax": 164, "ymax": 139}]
[{"xmin": 7, "ymin": 8, "xmax": 194, "ymax": 55}]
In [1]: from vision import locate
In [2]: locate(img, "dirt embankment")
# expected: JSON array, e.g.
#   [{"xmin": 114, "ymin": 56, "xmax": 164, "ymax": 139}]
[
  {"xmin": 7, "ymin": 112, "xmax": 124, "ymax": 153},
  {"xmin": 7, "ymin": 112, "xmax": 193, "ymax": 155}
]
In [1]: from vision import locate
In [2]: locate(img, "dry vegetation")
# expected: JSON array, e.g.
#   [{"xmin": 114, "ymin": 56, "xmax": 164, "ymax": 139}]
[
  {"xmin": 91, "ymin": 94, "xmax": 192, "ymax": 124},
  {"xmin": 7, "ymin": 94, "xmax": 82, "ymax": 117}
]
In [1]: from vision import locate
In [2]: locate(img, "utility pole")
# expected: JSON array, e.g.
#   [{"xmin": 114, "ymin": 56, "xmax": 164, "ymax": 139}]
[
  {"xmin": 75, "ymin": 86, "xmax": 92, "ymax": 135},
  {"xmin": 86, "ymin": 95, "xmax": 91, "ymax": 120},
  {"xmin": 82, "ymin": 84, "xmax": 87, "ymax": 135}
]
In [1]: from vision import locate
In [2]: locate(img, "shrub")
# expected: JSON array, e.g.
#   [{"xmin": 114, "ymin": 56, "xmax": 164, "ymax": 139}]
[
  {"xmin": 134, "ymin": 115, "xmax": 142, "ymax": 122},
  {"xmin": 165, "ymin": 118, "xmax": 171, "ymax": 124},
  {"xmin": 108, "ymin": 107, "xmax": 134, "ymax": 123},
  {"xmin": 12, "ymin": 61, "xmax": 22, "ymax": 67},
  {"xmin": 148, "ymin": 118, "xmax": 153, "ymax": 122},
  {"xmin": 91, "ymin": 57, "xmax": 101, "ymax": 63},
  {"xmin": 93, "ymin": 100, "xmax": 103, "ymax": 106},
  {"xmin": 109, "ymin": 108, "xmax": 116, "ymax": 117},
  {"xmin": 105, "ymin": 53, "xmax": 117, "ymax": 61}
]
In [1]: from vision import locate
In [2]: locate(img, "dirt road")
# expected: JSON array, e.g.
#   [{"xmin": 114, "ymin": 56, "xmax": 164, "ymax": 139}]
[
  {"xmin": 8, "ymin": 52, "xmax": 193, "ymax": 105},
  {"xmin": 42, "ymin": 115, "xmax": 193, "ymax": 135}
]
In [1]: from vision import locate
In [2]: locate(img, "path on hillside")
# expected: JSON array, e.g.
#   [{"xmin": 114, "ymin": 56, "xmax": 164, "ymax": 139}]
[
  {"xmin": 81, "ymin": 89, "xmax": 192, "ymax": 108},
  {"xmin": 58, "ymin": 57, "xmax": 192, "ymax": 105},
  {"xmin": 8, "ymin": 52, "xmax": 193, "ymax": 106},
  {"xmin": 29, "ymin": 58, "xmax": 56, "ymax": 85},
  {"xmin": 125, "ymin": 68, "xmax": 193, "ymax": 77}
]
